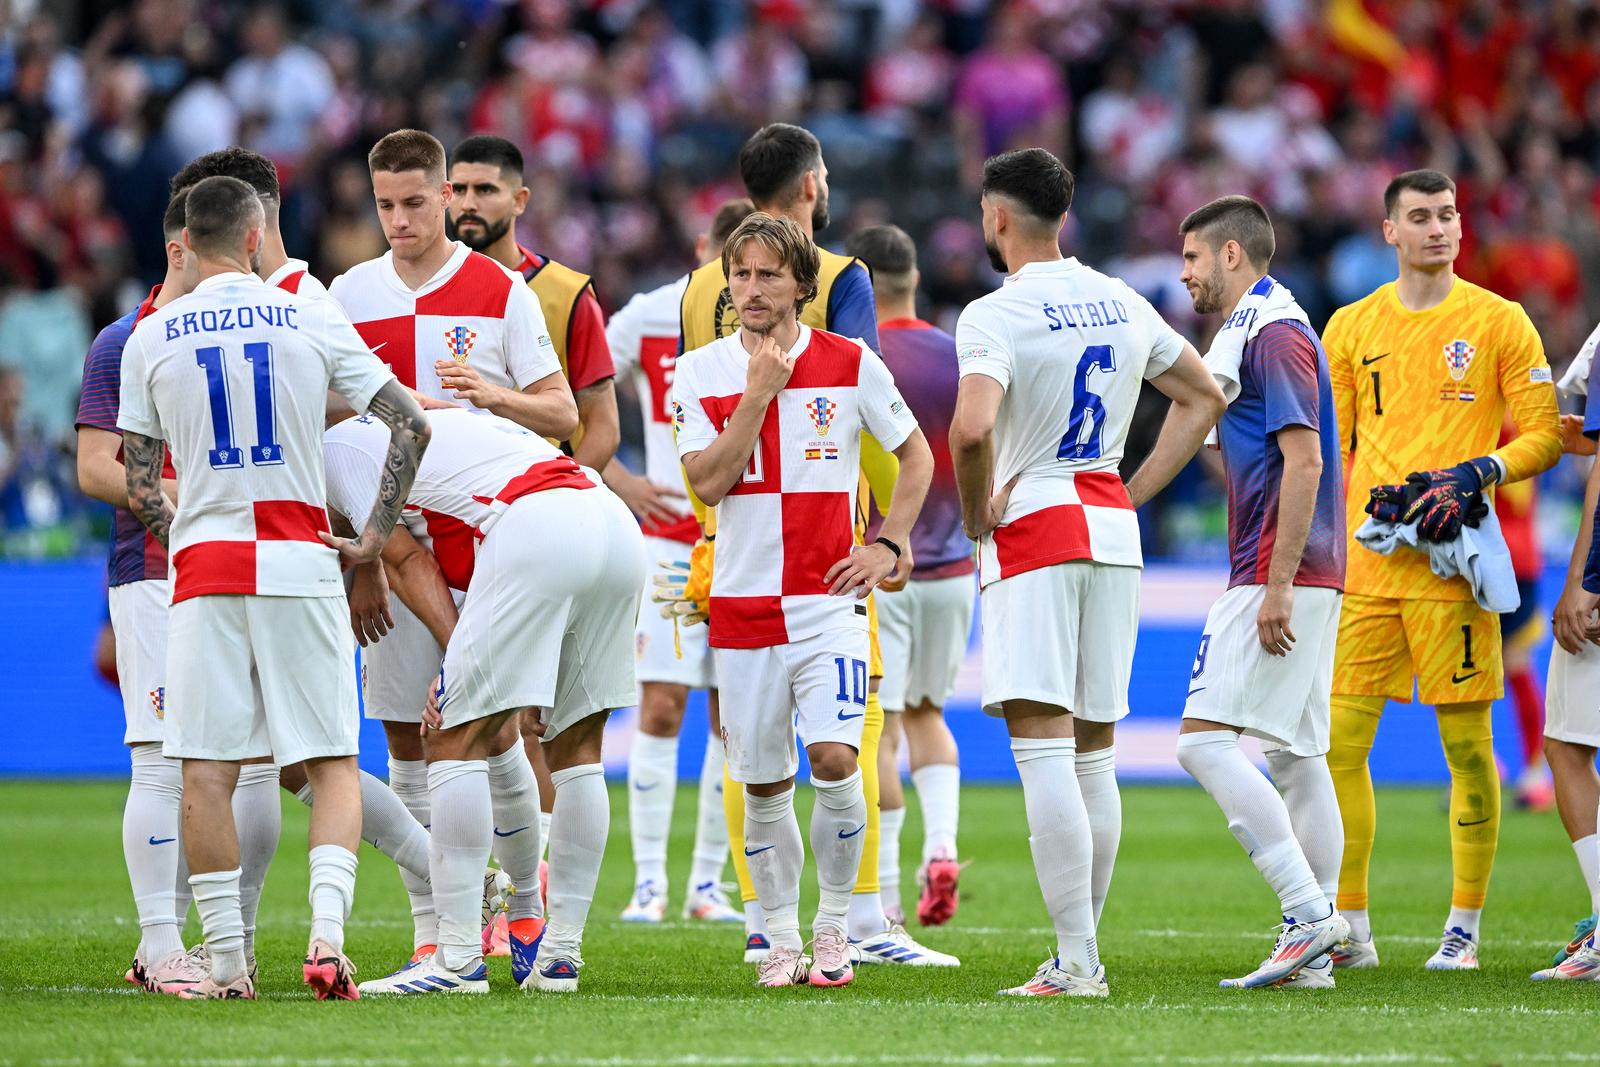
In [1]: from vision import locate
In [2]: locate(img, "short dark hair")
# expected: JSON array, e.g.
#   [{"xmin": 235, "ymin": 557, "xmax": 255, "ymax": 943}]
[
  {"xmin": 722, "ymin": 212, "xmax": 821, "ymax": 314},
  {"xmin": 1384, "ymin": 169, "xmax": 1456, "ymax": 218},
  {"xmin": 708, "ymin": 197, "xmax": 756, "ymax": 247},
  {"xmin": 451, "ymin": 135, "xmax": 524, "ymax": 180},
  {"xmin": 184, "ymin": 176, "xmax": 263, "ymax": 257},
  {"xmin": 981, "ymin": 148, "xmax": 1074, "ymax": 224},
  {"xmin": 170, "ymin": 147, "xmax": 281, "ymax": 203},
  {"xmin": 845, "ymin": 224, "xmax": 917, "ymax": 294},
  {"xmin": 162, "ymin": 188, "xmax": 190, "ymax": 240},
  {"xmin": 1178, "ymin": 195, "xmax": 1276, "ymax": 269},
  {"xmin": 738, "ymin": 123, "xmax": 823, "ymax": 206},
  {"xmin": 368, "ymin": 129, "xmax": 446, "ymax": 183}
]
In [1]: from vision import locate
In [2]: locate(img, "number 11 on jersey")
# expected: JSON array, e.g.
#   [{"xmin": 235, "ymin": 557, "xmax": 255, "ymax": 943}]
[{"xmin": 196, "ymin": 342, "xmax": 285, "ymax": 470}]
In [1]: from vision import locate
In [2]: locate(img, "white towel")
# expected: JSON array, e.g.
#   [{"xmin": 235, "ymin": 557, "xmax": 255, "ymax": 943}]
[
  {"xmin": 1353, "ymin": 510, "xmax": 1520, "ymax": 614},
  {"xmin": 1558, "ymin": 318, "xmax": 1600, "ymax": 398},
  {"xmin": 1202, "ymin": 275, "xmax": 1311, "ymax": 444}
]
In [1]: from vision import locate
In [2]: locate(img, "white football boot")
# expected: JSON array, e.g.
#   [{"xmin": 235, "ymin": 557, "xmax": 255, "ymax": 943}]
[{"xmin": 852, "ymin": 924, "xmax": 960, "ymax": 967}]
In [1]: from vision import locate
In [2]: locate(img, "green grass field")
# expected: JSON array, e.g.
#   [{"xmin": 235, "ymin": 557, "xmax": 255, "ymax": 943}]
[{"xmin": 1, "ymin": 779, "xmax": 1595, "ymax": 1066}]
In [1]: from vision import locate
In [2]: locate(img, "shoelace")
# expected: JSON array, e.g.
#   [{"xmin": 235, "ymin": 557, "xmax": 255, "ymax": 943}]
[{"xmin": 1438, "ymin": 937, "xmax": 1467, "ymax": 959}]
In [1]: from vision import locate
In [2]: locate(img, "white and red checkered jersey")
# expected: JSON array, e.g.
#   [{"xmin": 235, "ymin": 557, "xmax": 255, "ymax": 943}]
[
  {"xmin": 324, "ymin": 408, "xmax": 595, "ymax": 558},
  {"xmin": 265, "ymin": 258, "xmax": 328, "ymax": 299},
  {"xmin": 117, "ymin": 271, "xmax": 396, "ymax": 603},
  {"xmin": 327, "ymin": 240, "xmax": 560, "ymax": 404},
  {"xmin": 672, "ymin": 325, "xmax": 918, "ymax": 649},
  {"xmin": 956, "ymin": 257, "xmax": 1185, "ymax": 587},
  {"xmin": 605, "ymin": 272, "xmax": 698, "ymax": 542}
]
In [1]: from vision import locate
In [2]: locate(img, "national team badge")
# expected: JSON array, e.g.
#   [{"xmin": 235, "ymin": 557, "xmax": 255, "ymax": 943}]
[
  {"xmin": 444, "ymin": 325, "xmax": 478, "ymax": 364},
  {"xmin": 806, "ymin": 396, "xmax": 837, "ymax": 437},
  {"xmin": 149, "ymin": 686, "xmax": 165, "ymax": 721},
  {"xmin": 1443, "ymin": 339, "xmax": 1476, "ymax": 381}
]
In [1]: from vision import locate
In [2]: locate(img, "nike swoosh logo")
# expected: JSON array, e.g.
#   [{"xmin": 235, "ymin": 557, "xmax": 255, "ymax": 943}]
[
  {"xmin": 1187, "ymin": 686, "xmax": 1205, "ymax": 697},
  {"xmin": 148, "ymin": 836, "xmax": 176, "ymax": 846},
  {"xmin": 837, "ymin": 710, "xmax": 864, "ymax": 721},
  {"xmin": 1456, "ymin": 816, "xmax": 1492, "ymax": 827},
  {"xmin": 369, "ymin": 341, "xmax": 388, "ymax": 354},
  {"xmin": 838, "ymin": 825, "xmax": 865, "ymax": 840},
  {"xmin": 743, "ymin": 845, "xmax": 775, "ymax": 857},
  {"xmin": 1452, "ymin": 671, "xmax": 1481, "ymax": 684},
  {"xmin": 493, "ymin": 826, "xmax": 529, "ymax": 838},
  {"xmin": 1361, "ymin": 352, "xmax": 1389, "ymax": 365},
  {"xmin": 633, "ymin": 781, "xmax": 660, "ymax": 791}
]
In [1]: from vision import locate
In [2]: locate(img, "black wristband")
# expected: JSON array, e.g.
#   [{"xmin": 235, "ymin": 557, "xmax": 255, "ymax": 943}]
[{"xmin": 873, "ymin": 536, "xmax": 902, "ymax": 559}]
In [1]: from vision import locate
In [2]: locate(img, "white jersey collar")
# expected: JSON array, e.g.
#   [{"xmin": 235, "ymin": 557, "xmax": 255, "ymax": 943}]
[
  {"xmin": 1006, "ymin": 257, "xmax": 1081, "ymax": 284},
  {"xmin": 381, "ymin": 239, "xmax": 471, "ymax": 297}
]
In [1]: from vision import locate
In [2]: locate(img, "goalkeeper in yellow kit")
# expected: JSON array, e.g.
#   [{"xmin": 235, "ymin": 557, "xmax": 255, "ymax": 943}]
[{"xmin": 1322, "ymin": 169, "xmax": 1560, "ymax": 970}]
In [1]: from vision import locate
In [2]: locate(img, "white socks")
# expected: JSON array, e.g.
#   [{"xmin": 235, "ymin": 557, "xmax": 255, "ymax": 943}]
[
  {"xmin": 1574, "ymin": 833, "xmax": 1600, "ymax": 915},
  {"xmin": 911, "ymin": 762, "xmax": 960, "ymax": 862},
  {"xmin": 1177, "ymin": 732, "xmax": 1326, "ymax": 921},
  {"xmin": 628, "ymin": 731, "xmax": 678, "ymax": 890},
  {"xmin": 1446, "ymin": 906, "xmax": 1482, "ymax": 941},
  {"xmin": 427, "ymin": 760, "xmax": 492, "ymax": 973},
  {"xmin": 124, "ymin": 744, "xmax": 185, "ymax": 961},
  {"xmin": 387, "ymin": 757, "xmax": 437, "ymax": 950},
  {"xmin": 487, "ymin": 744, "xmax": 544, "ymax": 923},
  {"xmin": 1345, "ymin": 908, "xmax": 1372, "ymax": 942},
  {"xmin": 1010, "ymin": 736, "xmax": 1098, "ymax": 977},
  {"xmin": 744, "ymin": 785, "xmax": 804, "ymax": 952},
  {"xmin": 689, "ymin": 736, "xmax": 730, "ymax": 893},
  {"xmin": 308, "ymin": 844, "xmax": 358, "ymax": 951},
  {"xmin": 539, "ymin": 810, "xmax": 554, "ymax": 861},
  {"xmin": 190, "ymin": 868, "xmax": 246, "ymax": 984},
  {"xmin": 293, "ymin": 771, "xmax": 432, "ymax": 884},
  {"xmin": 811, "ymin": 770, "xmax": 868, "ymax": 936},
  {"xmin": 542, "ymin": 764, "xmax": 608, "ymax": 961},
  {"xmin": 879, "ymin": 805, "xmax": 905, "ymax": 909},
  {"xmin": 233, "ymin": 763, "xmax": 281, "ymax": 962},
  {"xmin": 847, "ymin": 891, "xmax": 887, "ymax": 940},
  {"xmin": 1074, "ymin": 747, "xmax": 1119, "ymax": 926},
  {"xmin": 1265, "ymin": 750, "xmax": 1344, "ymax": 900}
]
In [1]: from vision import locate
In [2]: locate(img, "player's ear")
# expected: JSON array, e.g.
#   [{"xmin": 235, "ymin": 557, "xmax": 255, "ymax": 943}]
[
  {"xmin": 1380, "ymin": 216, "xmax": 1398, "ymax": 249},
  {"xmin": 514, "ymin": 184, "xmax": 530, "ymax": 216}
]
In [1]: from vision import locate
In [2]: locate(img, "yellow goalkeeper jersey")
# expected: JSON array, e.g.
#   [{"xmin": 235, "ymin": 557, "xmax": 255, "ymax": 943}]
[{"xmin": 1323, "ymin": 277, "xmax": 1560, "ymax": 602}]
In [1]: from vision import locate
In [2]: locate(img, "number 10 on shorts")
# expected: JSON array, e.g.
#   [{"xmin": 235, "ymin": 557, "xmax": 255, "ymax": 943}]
[{"xmin": 834, "ymin": 657, "xmax": 867, "ymax": 706}]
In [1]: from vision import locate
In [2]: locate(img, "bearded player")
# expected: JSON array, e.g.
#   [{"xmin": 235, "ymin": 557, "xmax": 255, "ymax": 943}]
[{"xmin": 1322, "ymin": 169, "xmax": 1560, "ymax": 970}]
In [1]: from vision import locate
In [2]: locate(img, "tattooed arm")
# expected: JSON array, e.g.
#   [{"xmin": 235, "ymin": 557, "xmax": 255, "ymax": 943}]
[
  {"xmin": 319, "ymin": 380, "xmax": 431, "ymax": 564},
  {"xmin": 123, "ymin": 431, "xmax": 176, "ymax": 548}
]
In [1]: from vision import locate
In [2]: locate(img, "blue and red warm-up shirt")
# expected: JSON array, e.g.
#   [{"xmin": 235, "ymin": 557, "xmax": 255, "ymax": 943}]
[
  {"xmin": 75, "ymin": 287, "xmax": 175, "ymax": 587},
  {"xmin": 1215, "ymin": 318, "xmax": 1346, "ymax": 591}
]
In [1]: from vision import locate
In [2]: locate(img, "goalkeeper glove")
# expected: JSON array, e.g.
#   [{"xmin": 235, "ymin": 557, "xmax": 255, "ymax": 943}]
[
  {"xmin": 1401, "ymin": 456, "xmax": 1498, "ymax": 543},
  {"xmin": 1365, "ymin": 481, "xmax": 1421, "ymax": 525},
  {"xmin": 649, "ymin": 537, "xmax": 713, "ymax": 628}
]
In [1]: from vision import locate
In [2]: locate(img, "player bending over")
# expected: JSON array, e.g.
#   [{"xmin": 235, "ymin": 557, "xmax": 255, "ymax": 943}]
[
  {"xmin": 952, "ymin": 148, "xmax": 1224, "ymax": 998},
  {"xmin": 323, "ymin": 408, "xmax": 643, "ymax": 994},
  {"xmin": 673, "ymin": 213, "xmax": 932, "ymax": 988},
  {"xmin": 1321, "ymin": 169, "xmax": 1560, "ymax": 970},
  {"xmin": 120, "ymin": 176, "xmax": 429, "ymax": 1000},
  {"xmin": 1174, "ymin": 196, "xmax": 1350, "ymax": 990}
]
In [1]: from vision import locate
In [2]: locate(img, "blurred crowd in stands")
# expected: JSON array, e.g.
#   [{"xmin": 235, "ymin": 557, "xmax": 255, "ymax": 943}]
[{"xmin": 2, "ymin": 0, "xmax": 1599, "ymax": 559}]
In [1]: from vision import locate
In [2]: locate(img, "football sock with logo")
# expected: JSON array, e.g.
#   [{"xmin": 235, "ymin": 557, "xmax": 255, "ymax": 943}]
[
  {"xmin": 427, "ymin": 759, "xmax": 492, "ymax": 973},
  {"xmin": 233, "ymin": 763, "xmax": 281, "ymax": 965},
  {"xmin": 813, "ymin": 769, "xmax": 868, "ymax": 936},
  {"xmin": 1438, "ymin": 701, "xmax": 1499, "ymax": 916},
  {"xmin": 851, "ymin": 692, "xmax": 884, "ymax": 897},
  {"xmin": 1328, "ymin": 694, "xmax": 1384, "ymax": 913},
  {"xmin": 1445, "ymin": 906, "xmax": 1482, "ymax": 942},
  {"xmin": 308, "ymin": 844, "xmax": 358, "ymax": 951},
  {"xmin": 487, "ymin": 743, "xmax": 543, "ymax": 923},
  {"xmin": 125, "ymin": 744, "xmax": 185, "ymax": 962},
  {"xmin": 1074, "ymin": 747, "xmax": 1119, "ymax": 925},
  {"xmin": 879, "ymin": 805, "xmax": 905, "ymax": 913},
  {"xmin": 627, "ymin": 731, "xmax": 678, "ymax": 891},
  {"xmin": 912, "ymin": 762, "xmax": 960, "ymax": 862},
  {"xmin": 1178, "ymin": 732, "xmax": 1327, "ymax": 919},
  {"xmin": 1266, "ymin": 750, "xmax": 1345, "ymax": 902},
  {"xmin": 724, "ymin": 764, "xmax": 758, "ymax": 906},
  {"xmin": 387, "ymin": 757, "xmax": 437, "ymax": 950},
  {"xmin": 190, "ymin": 868, "xmax": 247, "ymax": 985},
  {"xmin": 688, "ymin": 735, "xmax": 730, "ymax": 893},
  {"xmin": 743, "ymin": 785, "xmax": 804, "ymax": 952},
  {"xmin": 543, "ymin": 764, "xmax": 607, "ymax": 958},
  {"xmin": 1010, "ymin": 736, "xmax": 1097, "ymax": 977}
]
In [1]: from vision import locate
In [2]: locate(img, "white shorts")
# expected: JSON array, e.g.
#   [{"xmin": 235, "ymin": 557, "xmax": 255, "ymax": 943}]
[
  {"xmin": 164, "ymin": 594, "xmax": 359, "ymax": 766},
  {"xmin": 440, "ymin": 487, "xmax": 644, "ymax": 738},
  {"xmin": 363, "ymin": 590, "xmax": 465, "ymax": 723},
  {"xmin": 876, "ymin": 573, "xmax": 975, "ymax": 712},
  {"xmin": 713, "ymin": 626, "xmax": 871, "ymax": 784},
  {"xmin": 635, "ymin": 535, "xmax": 715, "ymax": 689},
  {"xmin": 980, "ymin": 560, "xmax": 1139, "ymax": 721},
  {"xmin": 110, "ymin": 580, "xmax": 170, "ymax": 745},
  {"xmin": 1183, "ymin": 585, "xmax": 1342, "ymax": 758},
  {"xmin": 1546, "ymin": 640, "xmax": 1600, "ymax": 747}
]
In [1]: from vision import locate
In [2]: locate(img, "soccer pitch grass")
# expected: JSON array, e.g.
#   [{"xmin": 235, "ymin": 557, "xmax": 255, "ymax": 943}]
[{"xmin": 1, "ymin": 780, "xmax": 1595, "ymax": 1067}]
